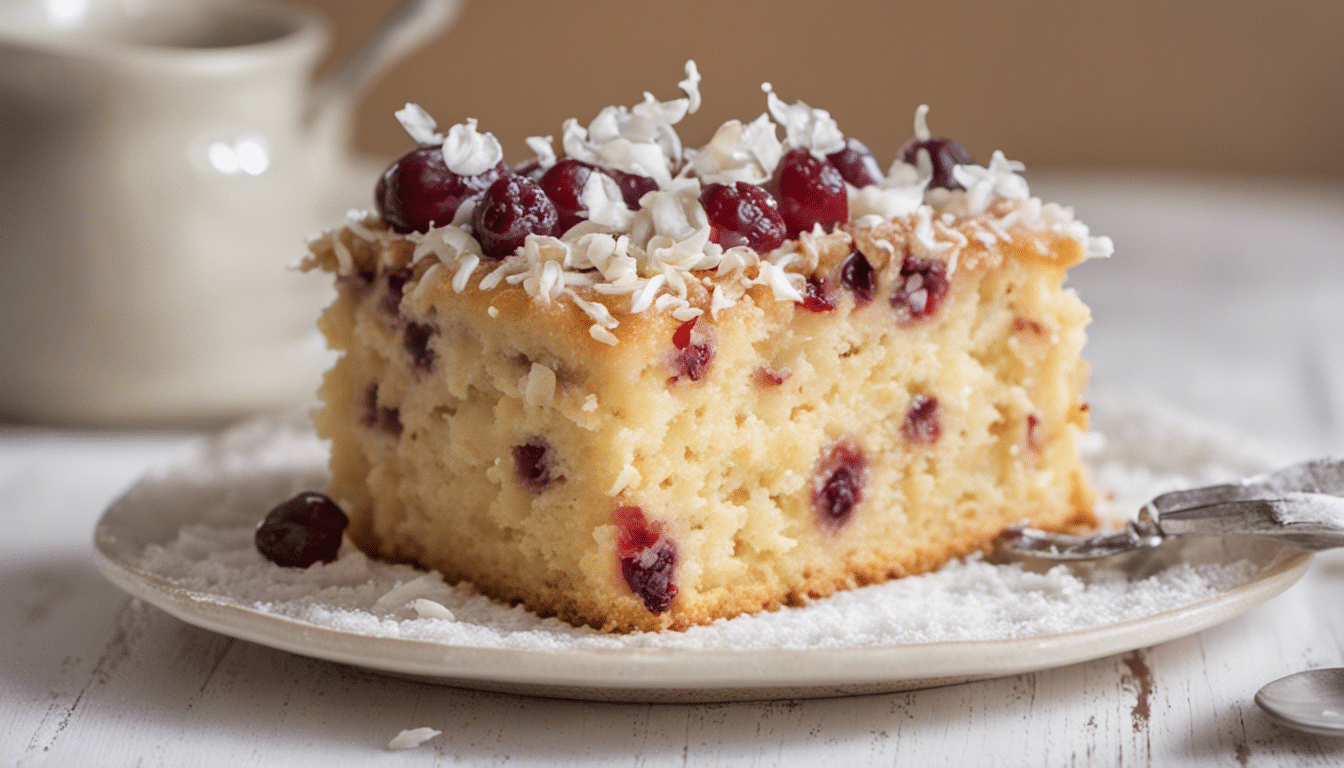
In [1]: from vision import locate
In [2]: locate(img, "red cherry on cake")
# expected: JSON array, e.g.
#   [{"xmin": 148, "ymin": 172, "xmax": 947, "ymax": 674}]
[
  {"xmin": 799, "ymin": 276, "xmax": 836, "ymax": 312},
  {"xmin": 472, "ymin": 174, "xmax": 561, "ymax": 259},
  {"xmin": 903, "ymin": 395, "xmax": 941, "ymax": 444},
  {"xmin": 769, "ymin": 148, "xmax": 849, "ymax": 237},
  {"xmin": 614, "ymin": 505, "xmax": 679, "ymax": 614},
  {"xmin": 812, "ymin": 440, "xmax": 868, "ymax": 531},
  {"xmin": 839, "ymin": 248, "xmax": 877, "ymax": 303},
  {"xmin": 375, "ymin": 146, "xmax": 506, "ymax": 234},
  {"xmin": 606, "ymin": 168, "xmax": 658, "ymax": 209},
  {"xmin": 255, "ymin": 491, "xmax": 348, "ymax": 568},
  {"xmin": 891, "ymin": 256, "xmax": 949, "ymax": 322},
  {"xmin": 826, "ymin": 138, "xmax": 883, "ymax": 188},
  {"xmin": 899, "ymin": 136, "xmax": 973, "ymax": 190},
  {"xmin": 539, "ymin": 159, "xmax": 598, "ymax": 233},
  {"xmin": 699, "ymin": 181, "xmax": 786, "ymax": 253}
]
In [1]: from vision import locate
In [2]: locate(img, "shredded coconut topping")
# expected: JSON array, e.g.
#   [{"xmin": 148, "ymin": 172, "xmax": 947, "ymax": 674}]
[
  {"xmin": 394, "ymin": 103, "xmax": 443, "ymax": 146},
  {"xmin": 441, "ymin": 118, "xmax": 503, "ymax": 176},
  {"xmin": 761, "ymin": 82, "xmax": 845, "ymax": 155},
  {"xmin": 331, "ymin": 67, "xmax": 1114, "ymax": 343}
]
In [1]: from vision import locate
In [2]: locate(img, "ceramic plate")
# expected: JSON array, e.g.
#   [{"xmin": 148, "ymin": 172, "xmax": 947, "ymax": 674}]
[{"xmin": 93, "ymin": 396, "xmax": 1312, "ymax": 703}]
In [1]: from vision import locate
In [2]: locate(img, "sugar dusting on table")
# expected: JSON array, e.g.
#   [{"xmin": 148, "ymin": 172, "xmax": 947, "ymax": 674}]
[{"xmin": 132, "ymin": 397, "xmax": 1288, "ymax": 652}]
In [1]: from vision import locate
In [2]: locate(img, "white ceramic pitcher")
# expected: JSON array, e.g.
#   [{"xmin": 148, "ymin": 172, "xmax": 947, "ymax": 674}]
[{"xmin": 0, "ymin": 0, "xmax": 459, "ymax": 425}]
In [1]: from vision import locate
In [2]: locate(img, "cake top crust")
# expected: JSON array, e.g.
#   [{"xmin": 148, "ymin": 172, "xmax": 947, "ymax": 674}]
[{"xmin": 306, "ymin": 62, "xmax": 1112, "ymax": 346}]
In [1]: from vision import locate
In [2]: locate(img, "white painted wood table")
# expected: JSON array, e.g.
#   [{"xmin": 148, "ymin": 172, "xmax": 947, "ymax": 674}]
[{"xmin": 3, "ymin": 175, "xmax": 1343, "ymax": 766}]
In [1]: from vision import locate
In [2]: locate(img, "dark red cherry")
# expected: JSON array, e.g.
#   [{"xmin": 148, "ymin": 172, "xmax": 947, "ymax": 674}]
[
  {"xmin": 770, "ymin": 148, "xmax": 849, "ymax": 237},
  {"xmin": 699, "ymin": 181, "xmax": 786, "ymax": 253},
  {"xmin": 513, "ymin": 440, "xmax": 559, "ymax": 492},
  {"xmin": 839, "ymin": 248, "xmax": 877, "ymax": 303},
  {"xmin": 799, "ymin": 276, "xmax": 835, "ymax": 312},
  {"xmin": 361, "ymin": 385, "xmax": 402, "ymax": 435},
  {"xmin": 898, "ymin": 136, "xmax": 972, "ymax": 190},
  {"xmin": 403, "ymin": 321, "xmax": 436, "ymax": 371},
  {"xmin": 606, "ymin": 168, "xmax": 658, "ymax": 209},
  {"xmin": 472, "ymin": 175, "xmax": 561, "ymax": 259},
  {"xmin": 539, "ymin": 158, "xmax": 598, "ymax": 233},
  {"xmin": 375, "ymin": 146, "xmax": 506, "ymax": 234},
  {"xmin": 669, "ymin": 317, "xmax": 713, "ymax": 382},
  {"xmin": 614, "ymin": 505, "xmax": 678, "ymax": 614},
  {"xmin": 812, "ymin": 440, "xmax": 868, "ymax": 530},
  {"xmin": 891, "ymin": 257, "xmax": 949, "ymax": 322},
  {"xmin": 382, "ymin": 265, "xmax": 413, "ymax": 316},
  {"xmin": 826, "ymin": 138, "xmax": 883, "ymax": 188},
  {"xmin": 903, "ymin": 395, "xmax": 941, "ymax": 444},
  {"xmin": 255, "ymin": 491, "xmax": 348, "ymax": 568}
]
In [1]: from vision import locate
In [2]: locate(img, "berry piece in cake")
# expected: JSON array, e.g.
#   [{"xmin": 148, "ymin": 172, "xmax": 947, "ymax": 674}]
[
  {"xmin": 800, "ymin": 276, "xmax": 836, "ymax": 312},
  {"xmin": 891, "ymin": 257, "xmax": 949, "ymax": 322},
  {"xmin": 1026, "ymin": 413, "xmax": 1043, "ymax": 451},
  {"xmin": 362, "ymin": 385, "xmax": 403, "ymax": 435},
  {"xmin": 513, "ymin": 440, "xmax": 560, "ymax": 492},
  {"xmin": 255, "ymin": 491, "xmax": 349, "ymax": 568},
  {"xmin": 699, "ymin": 182, "xmax": 786, "ymax": 253},
  {"xmin": 826, "ymin": 138, "xmax": 883, "ymax": 188},
  {"xmin": 812, "ymin": 440, "xmax": 869, "ymax": 531},
  {"xmin": 670, "ymin": 317, "xmax": 713, "ymax": 382},
  {"xmin": 403, "ymin": 321, "xmax": 437, "ymax": 372},
  {"xmin": 607, "ymin": 168, "xmax": 659, "ymax": 209},
  {"xmin": 899, "ymin": 136, "xmax": 973, "ymax": 191},
  {"xmin": 903, "ymin": 395, "xmax": 941, "ymax": 444},
  {"xmin": 472, "ymin": 175, "xmax": 561, "ymax": 259},
  {"xmin": 839, "ymin": 248, "xmax": 877, "ymax": 303},
  {"xmin": 539, "ymin": 158, "xmax": 599, "ymax": 233},
  {"xmin": 770, "ymin": 147, "xmax": 849, "ymax": 237},
  {"xmin": 382, "ymin": 265, "xmax": 414, "ymax": 316},
  {"xmin": 375, "ymin": 147, "xmax": 507, "ymax": 234},
  {"xmin": 614, "ymin": 505, "xmax": 678, "ymax": 614}
]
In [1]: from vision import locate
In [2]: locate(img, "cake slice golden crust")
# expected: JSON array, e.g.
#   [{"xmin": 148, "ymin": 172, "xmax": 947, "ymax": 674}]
[{"xmin": 309, "ymin": 214, "xmax": 1094, "ymax": 632}]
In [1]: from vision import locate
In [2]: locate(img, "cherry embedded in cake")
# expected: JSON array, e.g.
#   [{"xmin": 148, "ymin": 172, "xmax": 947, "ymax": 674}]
[{"xmin": 305, "ymin": 61, "xmax": 1110, "ymax": 631}]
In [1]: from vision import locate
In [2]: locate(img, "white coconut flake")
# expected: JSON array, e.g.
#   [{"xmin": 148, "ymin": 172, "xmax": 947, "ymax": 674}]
[
  {"xmin": 761, "ymin": 82, "xmax": 845, "ymax": 155},
  {"xmin": 579, "ymin": 172, "xmax": 635, "ymax": 230},
  {"xmin": 679, "ymin": 60, "xmax": 702, "ymax": 114},
  {"xmin": 442, "ymin": 118, "xmax": 503, "ymax": 176},
  {"xmin": 525, "ymin": 134, "xmax": 557, "ymax": 170},
  {"xmin": 323, "ymin": 68, "xmax": 1115, "ymax": 345},
  {"xmin": 523, "ymin": 363, "xmax": 556, "ymax": 407},
  {"xmin": 395, "ymin": 103, "xmax": 444, "ymax": 145},
  {"xmin": 388, "ymin": 727, "xmax": 441, "ymax": 751},
  {"xmin": 331, "ymin": 236, "xmax": 354, "ymax": 276},
  {"xmin": 412, "ymin": 598, "xmax": 455, "ymax": 621}
]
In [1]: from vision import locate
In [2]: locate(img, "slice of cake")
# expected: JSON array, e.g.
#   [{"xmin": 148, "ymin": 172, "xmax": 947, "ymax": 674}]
[{"xmin": 304, "ymin": 63, "xmax": 1112, "ymax": 632}]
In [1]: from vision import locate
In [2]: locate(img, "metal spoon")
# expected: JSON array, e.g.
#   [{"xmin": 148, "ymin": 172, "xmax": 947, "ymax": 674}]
[
  {"xmin": 1256, "ymin": 669, "xmax": 1344, "ymax": 737},
  {"xmin": 993, "ymin": 456, "xmax": 1344, "ymax": 737},
  {"xmin": 997, "ymin": 456, "xmax": 1344, "ymax": 560}
]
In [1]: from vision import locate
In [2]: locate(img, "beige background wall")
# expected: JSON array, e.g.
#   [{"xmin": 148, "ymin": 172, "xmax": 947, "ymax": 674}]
[{"xmin": 301, "ymin": 0, "xmax": 1343, "ymax": 179}]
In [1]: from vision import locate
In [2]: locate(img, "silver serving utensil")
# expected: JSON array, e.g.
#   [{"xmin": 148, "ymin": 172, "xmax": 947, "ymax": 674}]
[
  {"xmin": 997, "ymin": 456, "xmax": 1344, "ymax": 560},
  {"xmin": 997, "ymin": 456, "xmax": 1344, "ymax": 738},
  {"xmin": 1256, "ymin": 668, "xmax": 1344, "ymax": 737}
]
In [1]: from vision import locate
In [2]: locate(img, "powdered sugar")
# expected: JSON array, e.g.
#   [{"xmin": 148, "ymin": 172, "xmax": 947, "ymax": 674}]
[{"xmin": 129, "ymin": 397, "xmax": 1291, "ymax": 653}]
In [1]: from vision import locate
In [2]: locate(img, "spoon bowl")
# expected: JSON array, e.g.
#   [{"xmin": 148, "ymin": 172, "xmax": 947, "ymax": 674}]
[{"xmin": 1256, "ymin": 668, "xmax": 1344, "ymax": 736}]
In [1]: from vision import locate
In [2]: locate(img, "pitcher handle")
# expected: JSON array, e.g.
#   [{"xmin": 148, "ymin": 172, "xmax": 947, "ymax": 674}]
[{"xmin": 306, "ymin": 0, "xmax": 464, "ymax": 131}]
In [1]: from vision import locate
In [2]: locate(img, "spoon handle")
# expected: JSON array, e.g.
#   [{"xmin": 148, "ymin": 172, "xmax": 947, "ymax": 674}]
[{"xmin": 1153, "ymin": 457, "xmax": 1344, "ymax": 550}]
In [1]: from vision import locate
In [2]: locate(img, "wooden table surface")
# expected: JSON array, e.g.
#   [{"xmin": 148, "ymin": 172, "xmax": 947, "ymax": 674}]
[{"xmin": 3, "ymin": 174, "xmax": 1343, "ymax": 766}]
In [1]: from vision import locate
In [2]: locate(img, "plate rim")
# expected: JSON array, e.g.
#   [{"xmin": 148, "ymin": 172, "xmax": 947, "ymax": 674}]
[{"xmin": 92, "ymin": 529, "xmax": 1312, "ymax": 697}]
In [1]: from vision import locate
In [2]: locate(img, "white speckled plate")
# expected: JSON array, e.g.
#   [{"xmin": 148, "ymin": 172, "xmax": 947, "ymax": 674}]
[{"xmin": 92, "ymin": 395, "xmax": 1312, "ymax": 702}]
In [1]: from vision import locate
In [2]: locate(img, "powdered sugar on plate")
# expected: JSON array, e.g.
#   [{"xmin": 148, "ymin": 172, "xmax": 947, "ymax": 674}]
[{"xmin": 126, "ymin": 394, "xmax": 1291, "ymax": 653}]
